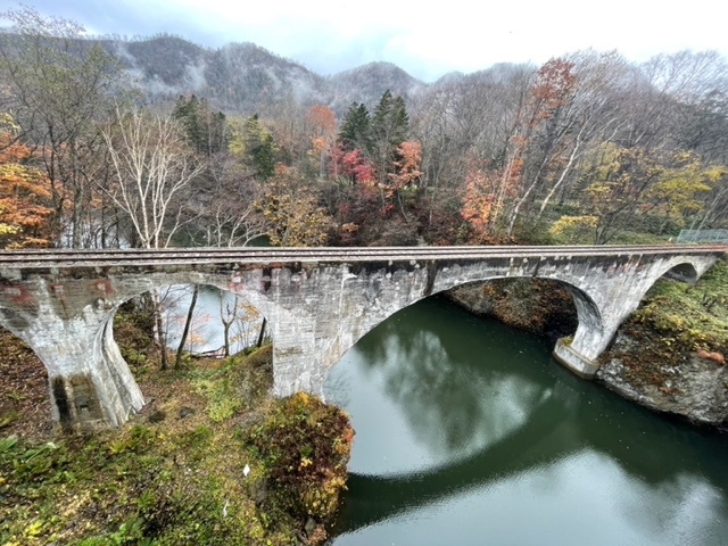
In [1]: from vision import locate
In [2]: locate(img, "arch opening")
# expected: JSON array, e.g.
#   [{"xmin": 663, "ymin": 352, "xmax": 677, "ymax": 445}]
[
  {"xmin": 158, "ymin": 284, "xmax": 269, "ymax": 360},
  {"xmin": 113, "ymin": 283, "xmax": 271, "ymax": 369},
  {"xmin": 663, "ymin": 262, "xmax": 699, "ymax": 284},
  {"xmin": 102, "ymin": 282, "xmax": 275, "ymax": 428},
  {"xmin": 324, "ymin": 274, "xmax": 601, "ymax": 395},
  {"xmin": 443, "ymin": 277, "xmax": 581, "ymax": 343}
]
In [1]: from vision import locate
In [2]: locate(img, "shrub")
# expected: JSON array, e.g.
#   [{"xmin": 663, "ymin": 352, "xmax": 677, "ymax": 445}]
[{"xmin": 246, "ymin": 392, "xmax": 353, "ymax": 523}]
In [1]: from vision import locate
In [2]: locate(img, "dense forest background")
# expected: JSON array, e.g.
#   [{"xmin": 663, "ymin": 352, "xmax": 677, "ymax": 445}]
[{"xmin": 1, "ymin": 5, "xmax": 727, "ymax": 250}]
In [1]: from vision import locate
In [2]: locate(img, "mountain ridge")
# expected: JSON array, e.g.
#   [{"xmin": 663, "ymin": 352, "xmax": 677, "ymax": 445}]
[{"xmin": 95, "ymin": 34, "xmax": 438, "ymax": 114}]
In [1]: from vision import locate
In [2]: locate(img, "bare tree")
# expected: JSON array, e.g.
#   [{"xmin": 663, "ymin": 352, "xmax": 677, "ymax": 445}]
[
  {"xmin": 198, "ymin": 154, "xmax": 266, "ymax": 247},
  {"xmin": 0, "ymin": 5, "xmax": 125, "ymax": 247},
  {"xmin": 102, "ymin": 108, "xmax": 205, "ymax": 368},
  {"xmin": 102, "ymin": 108, "xmax": 205, "ymax": 249}
]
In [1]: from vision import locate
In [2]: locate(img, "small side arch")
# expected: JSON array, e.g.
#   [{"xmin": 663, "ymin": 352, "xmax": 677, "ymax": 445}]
[{"xmin": 663, "ymin": 262, "xmax": 700, "ymax": 284}]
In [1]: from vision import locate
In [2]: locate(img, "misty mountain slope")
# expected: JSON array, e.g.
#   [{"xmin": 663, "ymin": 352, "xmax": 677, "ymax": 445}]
[
  {"xmin": 107, "ymin": 36, "xmax": 426, "ymax": 114},
  {"xmin": 202, "ymin": 42, "xmax": 329, "ymax": 112},
  {"xmin": 328, "ymin": 61, "xmax": 426, "ymax": 112},
  {"xmin": 1, "ymin": 31, "xmax": 526, "ymax": 116}
]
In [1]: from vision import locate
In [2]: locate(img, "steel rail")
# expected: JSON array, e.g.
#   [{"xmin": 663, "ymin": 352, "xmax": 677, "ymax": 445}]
[{"xmin": 0, "ymin": 245, "xmax": 725, "ymax": 270}]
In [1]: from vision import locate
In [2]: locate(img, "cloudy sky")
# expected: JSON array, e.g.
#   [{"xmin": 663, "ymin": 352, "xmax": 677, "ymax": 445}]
[{"xmin": 3, "ymin": 0, "xmax": 727, "ymax": 81}]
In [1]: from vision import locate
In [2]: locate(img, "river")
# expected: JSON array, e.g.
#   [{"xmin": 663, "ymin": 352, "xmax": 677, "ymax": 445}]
[{"xmin": 323, "ymin": 296, "xmax": 728, "ymax": 545}]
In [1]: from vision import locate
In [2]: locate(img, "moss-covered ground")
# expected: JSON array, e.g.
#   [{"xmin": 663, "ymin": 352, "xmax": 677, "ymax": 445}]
[
  {"xmin": 0, "ymin": 312, "xmax": 352, "ymax": 546},
  {"xmin": 602, "ymin": 258, "xmax": 728, "ymax": 390}
]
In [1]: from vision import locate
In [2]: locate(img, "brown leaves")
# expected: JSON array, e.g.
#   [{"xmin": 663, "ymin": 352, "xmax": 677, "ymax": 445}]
[{"xmin": 256, "ymin": 171, "xmax": 331, "ymax": 247}]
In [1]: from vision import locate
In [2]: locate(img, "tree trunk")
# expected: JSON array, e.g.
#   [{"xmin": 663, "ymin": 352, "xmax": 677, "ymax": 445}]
[
  {"xmin": 175, "ymin": 284, "xmax": 199, "ymax": 368},
  {"xmin": 220, "ymin": 293, "xmax": 238, "ymax": 357},
  {"xmin": 256, "ymin": 317, "xmax": 267, "ymax": 348},
  {"xmin": 151, "ymin": 289, "xmax": 169, "ymax": 370}
]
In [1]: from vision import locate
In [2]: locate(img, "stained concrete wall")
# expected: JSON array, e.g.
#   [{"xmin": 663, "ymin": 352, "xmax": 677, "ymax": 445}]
[{"xmin": 0, "ymin": 251, "xmax": 720, "ymax": 431}]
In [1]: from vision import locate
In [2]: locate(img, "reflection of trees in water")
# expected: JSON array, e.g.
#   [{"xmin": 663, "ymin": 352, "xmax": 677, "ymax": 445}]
[
  {"xmin": 352, "ymin": 296, "xmax": 551, "ymax": 458},
  {"xmin": 333, "ymin": 297, "xmax": 728, "ymax": 539},
  {"xmin": 162, "ymin": 284, "xmax": 265, "ymax": 356}
]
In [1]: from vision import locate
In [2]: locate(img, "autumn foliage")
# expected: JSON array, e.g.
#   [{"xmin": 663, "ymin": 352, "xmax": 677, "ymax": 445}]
[{"xmin": 0, "ymin": 115, "xmax": 53, "ymax": 248}]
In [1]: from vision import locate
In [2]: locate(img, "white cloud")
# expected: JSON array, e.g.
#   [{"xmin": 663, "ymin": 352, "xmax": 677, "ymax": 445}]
[{"xmin": 11, "ymin": 0, "xmax": 728, "ymax": 81}]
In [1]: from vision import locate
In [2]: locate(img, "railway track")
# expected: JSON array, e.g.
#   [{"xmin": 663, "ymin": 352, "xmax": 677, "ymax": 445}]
[{"xmin": 0, "ymin": 245, "xmax": 725, "ymax": 270}]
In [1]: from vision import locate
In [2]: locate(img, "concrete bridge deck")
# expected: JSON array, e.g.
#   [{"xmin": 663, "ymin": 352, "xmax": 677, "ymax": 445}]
[
  {"xmin": 0, "ymin": 244, "xmax": 725, "ymax": 270},
  {"xmin": 0, "ymin": 244, "xmax": 725, "ymax": 432}
]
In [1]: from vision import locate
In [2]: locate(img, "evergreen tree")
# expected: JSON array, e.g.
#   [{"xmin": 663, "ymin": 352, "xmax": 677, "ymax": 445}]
[
  {"xmin": 243, "ymin": 114, "xmax": 277, "ymax": 180},
  {"xmin": 370, "ymin": 90, "xmax": 409, "ymax": 184},
  {"xmin": 172, "ymin": 95, "xmax": 227, "ymax": 157},
  {"xmin": 338, "ymin": 102, "xmax": 371, "ymax": 152}
]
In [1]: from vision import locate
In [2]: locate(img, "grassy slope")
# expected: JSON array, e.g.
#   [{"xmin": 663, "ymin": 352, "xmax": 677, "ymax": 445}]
[
  {"xmin": 633, "ymin": 260, "xmax": 728, "ymax": 352},
  {"xmin": 1, "ymin": 320, "xmax": 351, "ymax": 545}
]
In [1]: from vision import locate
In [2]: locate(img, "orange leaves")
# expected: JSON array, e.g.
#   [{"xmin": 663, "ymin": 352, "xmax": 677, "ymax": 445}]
[
  {"xmin": 529, "ymin": 58, "xmax": 577, "ymax": 126},
  {"xmin": 306, "ymin": 105, "xmax": 337, "ymax": 139},
  {"xmin": 306, "ymin": 105, "xmax": 337, "ymax": 155},
  {"xmin": 461, "ymin": 167, "xmax": 497, "ymax": 234},
  {"xmin": 0, "ymin": 120, "xmax": 53, "ymax": 248},
  {"xmin": 460, "ymin": 159, "xmax": 521, "ymax": 241},
  {"xmin": 388, "ymin": 140, "xmax": 423, "ymax": 191}
]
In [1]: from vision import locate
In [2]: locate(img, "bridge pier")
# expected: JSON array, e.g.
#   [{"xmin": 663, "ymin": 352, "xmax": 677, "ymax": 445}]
[
  {"xmin": 553, "ymin": 338, "xmax": 600, "ymax": 378},
  {"xmin": 36, "ymin": 312, "xmax": 144, "ymax": 433},
  {"xmin": 0, "ymin": 281, "xmax": 144, "ymax": 432}
]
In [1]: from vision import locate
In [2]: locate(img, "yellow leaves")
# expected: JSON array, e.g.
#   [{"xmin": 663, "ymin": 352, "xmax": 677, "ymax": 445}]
[
  {"xmin": 257, "ymin": 174, "xmax": 330, "ymax": 247},
  {"xmin": 0, "ymin": 113, "xmax": 20, "ymax": 134},
  {"xmin": 647, "ymin": 152, "xmax": 715, "ymax": 222},
  {"xmin": 0, "ymin": 125, "xmax": 53, "ymax": 248},
  {"xmin": 23, "ymin": 520, "xmax": 44, "ymax": 538},
  {"xmin": 704, "ymin": 165, "xmax": 727, "ymax": 184},
  {"xmin": 549, "ymin": 215, "xmax": 598, "ymax": 244}
]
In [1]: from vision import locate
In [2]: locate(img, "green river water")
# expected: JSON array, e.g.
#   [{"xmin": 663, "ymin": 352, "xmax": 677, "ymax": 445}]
[{"xmin": 323, "ymin": 296, "xmax": 728, "ymax": 546}]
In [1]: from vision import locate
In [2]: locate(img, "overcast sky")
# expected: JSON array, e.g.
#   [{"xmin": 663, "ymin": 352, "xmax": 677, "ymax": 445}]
[{"xmin": 3, "ymin": 0, "xmax": 727, "ymax": 82}]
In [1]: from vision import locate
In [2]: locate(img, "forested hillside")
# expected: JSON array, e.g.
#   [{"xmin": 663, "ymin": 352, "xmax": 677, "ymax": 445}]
[{"xmin": 0, "ymin": 5, "xmax": 726, "ymax": 251}]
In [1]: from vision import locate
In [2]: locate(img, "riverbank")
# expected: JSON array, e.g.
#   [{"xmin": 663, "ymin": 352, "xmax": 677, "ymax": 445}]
[
  {"xmin": 447, "ymin": 260, "xmax": 728, "ymax": 427},
  {"xmin": 0, "ymin": 314, "xmax": 352, "ymax": 545}
]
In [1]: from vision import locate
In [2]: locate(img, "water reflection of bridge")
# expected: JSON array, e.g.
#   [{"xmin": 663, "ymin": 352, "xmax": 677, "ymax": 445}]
[{"xmin": 330, "ymin": 299, "xmax": 728, "ymax": 536}]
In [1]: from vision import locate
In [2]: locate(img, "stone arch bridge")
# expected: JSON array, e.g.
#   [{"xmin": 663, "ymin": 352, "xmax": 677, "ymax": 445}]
[{"xmin": 0, "ymin": 245, "xmax": 724, "ymax": 432}]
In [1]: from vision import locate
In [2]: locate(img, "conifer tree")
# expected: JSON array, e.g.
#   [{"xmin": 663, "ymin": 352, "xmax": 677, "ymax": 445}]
[{"xmin": 338, "ymin": 102, "xmax": 371, "ymax": 152}]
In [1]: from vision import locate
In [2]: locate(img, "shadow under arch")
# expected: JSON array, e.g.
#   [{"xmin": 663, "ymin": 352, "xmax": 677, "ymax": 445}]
[
  {"xmin": 663, "ymin": 261, "xmax": 700, "ymax": 283},
  {"xmin": 441, "ymin": 276, "xmax": 580, "ymax": 339}
]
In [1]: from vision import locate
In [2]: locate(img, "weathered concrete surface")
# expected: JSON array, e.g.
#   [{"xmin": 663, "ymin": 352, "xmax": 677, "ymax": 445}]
[{"xmin": 0, "ymin": 248, "xmax": 722, "ymax": 430}]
